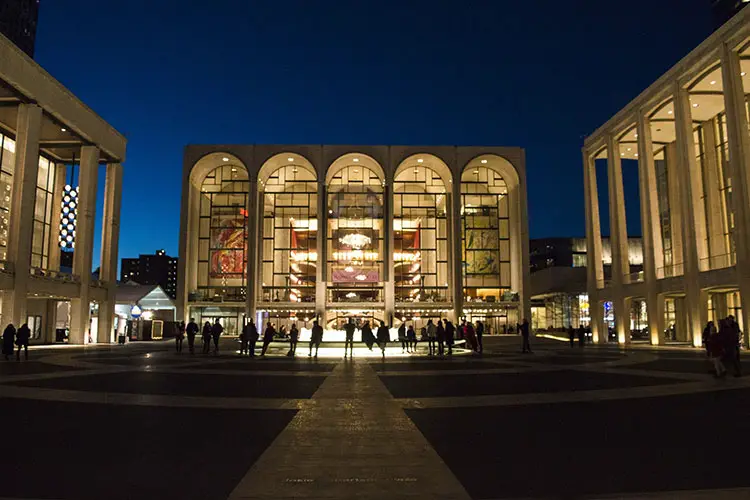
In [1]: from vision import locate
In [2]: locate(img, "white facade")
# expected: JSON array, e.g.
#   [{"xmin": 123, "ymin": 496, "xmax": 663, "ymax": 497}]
[
  {"xmin": 583, "ymin": 10, "xmax": 750, "ymax": 346},
  {"xmin": 177, "ymin": 145, "xmax": 530, "ymax": 336},
  {"xmin": 0, "ymin": 33, "xmax": 125, "ymax": 343}
]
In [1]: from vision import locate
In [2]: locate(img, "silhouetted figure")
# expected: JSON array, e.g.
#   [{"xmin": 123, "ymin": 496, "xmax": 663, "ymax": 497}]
[
  {"xmin": 465, "ymin": 322, "xmax": 478, "ymax": 352},
  {"xmin": 344, "ymin": 318, "xmax": 356, "ymax": 358},
  {"xmin": 407, "ymin": 325, "xmax": 417, "ymax": 353},
  {"xmin": 361, "ymin": 321, "xmax": 375, "ymax": 351},
  {"xmin": 702, "ymin": 321, "xmax": 716, "ymax": 357},
  {"xmin": 309, "ymin": 320, "xmax": 323, "ymax": 358},
  {"xmin": 288, "ymin": 323, "xmax": 299, "ymax": 357},
  {"xmin": 568, "ymin": 325, "xmax": 576, "ymax": 348},
  {"xmin": 3, "ymin": 324, "xmax": 15, "ymax": 361},
  {"xmin": 707, "ymin": 323, "xmax": 726, "ymax": 377},
  {"xmin": 240, "ymin": 321, "xmax": 249, "ymax": 355},
  {"xmin": 436, "ymin": 320, "xmax": 446, "ymax": 355},
  {"xmin": 211, "ymin": 319, "xmax": 223, "ymax": 354},
  {"xmin": 186, "ymin": 318, "xmax": 199, "ymax": 354},
  {"xmin": 201, "ymin": 321, "xmax": 212, "ymax": 354},
  {"xmin": 398, "ymin": 323, "xmax": 408, "ymax": 353},
  {"xmin": 476, "ymin": 320, "xmax": 484, "ymax": 353},
  {"xmin": 723, "ymin": 315, "xmax": 742, "ymax": 377},
  {"xmin": 444, "ymin": 319, "xmax": 455, "ymax": 355},
  {"xmin": 577, "ymin": 324, "xmax": 586, "ymax": 348},
  {"xmin": 519, "ymin": 318, "xmax": 532, "ymax": 353},
  {"xmin": 376, "ymin": 320, "xmax": 390, "ymax": 358},
  {"xmin": 459, "ymin": 320, "xmax": 467, "ymax": 341},
  {"xmin": 175, "ymin": 321, "xmax": 185, "ymax": 353},
  {"xmin": 261, "ymin": 322, "xmax": 275, "ymax": 357},
  {"xmin": 426, "ymin": 320, "xmax": 437, "ymax": 356},
  {"xmin": 247, "ymin": 320, "xmax": 258, "ymax": 357},
  {"xmin": 16, "ymin": 323, "xmax": 30, "ymax": 361}
]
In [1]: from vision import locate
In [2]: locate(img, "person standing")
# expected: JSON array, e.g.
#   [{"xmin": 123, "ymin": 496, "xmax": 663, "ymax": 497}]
[
  {"xmin": 577, "ymin": 324, "xmax": 586, "ymax": 348},
  {"xmin": 15, "ymin": 323, "xmax": 30, "ymax": 361},
  {"xmin": 407, "ymin": 324, "xmax": 417, "ymax": 353},
  {"xmin": 376, "ymin": 320, "xmax": 390, "ymax": 359},
  {"xmin": 426, "ymin": 319, "xmax": 437, "ymax": 356},
  {"xmin": 475, "ymin": 320, "xmax": 484, "ymax": 354},
  {"xmin": 186, "ymin": 318, "xmax": 199, "ymax": 354},
  {"xmin": 436, "ymin": 319, "xmax": 446, "ymax": 356},
  {"xmin": 343, "ymin": 318, "xmax": 356, "ymax": 358},
  {"xmin": 261, "ymin": 322, "xmax": 275, "ymax": 357},
  {"xmin": 239, "ymin": 321, "xmax": 249, "ymax": 355},
  {"xmin": 398, "ymin": 322, "xmax": 408, "ymax": 353},
  {"xmin": 175, "ymin": 321, "xmax": 185, "ymax": 353},
  {"xmin": 211, "ymin": 319, "xmax": 223, "ymax": 355},
  {"xmin": 465, "ymin": 321, "xmax": 478, "ymax": 352},
  {"xmin": 2, "ymin": 324, "xmax": 15, "ymax": 361},
  {"xmin": 201, "ymin": 321, "xmax": 212, "ymax": 354},
  {"xmin": 702, "ymin": 321, "xmax": 716, "ymax": 357},
  {"xmin": 567, "ymin": 325, "xmax": 576, "ymax": 348},
  {"xmin": 309, "ymin": 320, "xmax": 323, "ymax": 358},
  {"xmin": 287, "ymin": 323, "xmax": 299, "ymax": 357},
  {"xmin": 444, "ymin": 319, "xmax": 455, "ymax": 355},
  {"xmin": 724, "ymin": 315, "xmax": 742, "ymax": 377},
  {"xmin": 519, "ymin": 318, "xmax": 532, "ymax": 354},
  {"xmin": 247, "ymin": 319, "xmax": 258, "ymax": 357},
  {"xmin": 708, "ymin": 324, "xmax": 726, "ymax": 378},
  {"xmin": 361, "ymin": 321, "xmax": 375, "ymax": 351}
]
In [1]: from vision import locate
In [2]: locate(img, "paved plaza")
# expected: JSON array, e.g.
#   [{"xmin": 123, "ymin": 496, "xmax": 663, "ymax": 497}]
[{"xmin": 3, "ymin": 337, "xmax": 750, "ymax": 499}]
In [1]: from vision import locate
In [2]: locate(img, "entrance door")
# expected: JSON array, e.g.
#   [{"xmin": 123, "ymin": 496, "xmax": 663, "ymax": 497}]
[{"xmin": 26, "ymin": 315, "xmax": 43, "ymax": 341}]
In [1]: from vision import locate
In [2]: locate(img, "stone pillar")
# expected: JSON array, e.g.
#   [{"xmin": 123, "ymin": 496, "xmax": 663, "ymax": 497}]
[
  {"xmin": 69, "ymin": 146, "xmax": 98, "ymax": 344},
  {"xmin": 721, "ymin": 43, "xmax": 750, "ymax": 344},
  {"xmin": 674, "ymin": 82, "xmax": 709, "ymax": 346},
  {"xmin": 315, "ymin": 181, "xmax": 326, "ymax": 322},
  {"xmin": 450, "ymin": 175, "xmax": 463, "ymax": 323},
  {"xmin": 637, "ymin": 112, "xmax": 666, "ymax": 345},
  {"xmin": 665, "ymin": 143, "xmax": 684, "ymax": 271},
  {"xmin": 701, "ymin": 121, "xmax": 728, "ymax": 264},
  {"xmin": 582, "ymin": 150, "xmax": 605, "ymax": 342},
  {"xmin": 47, "ymin": 163, "xmax": 66, "ymax": 272},
  {"xmin": 713, "ymin": 292, "xmax": 729, "ymax": 320},
  {"xmin": 1, "ymin": 104, "xmax": 41, "ymax": 327},
  {"xmin": 176, "ymin": 177, "xmax": 198, "ymax": 323},
  {"xmin": 97, "ymin": 163, "xmax": 122, "ymax": 343},
  {"xmin": 384, "ymin": 182, "xmax": 395, "ymax": 323},
  {"xmin": 246, "ymin": 180, "xmax": 258, "ymax": 323}
]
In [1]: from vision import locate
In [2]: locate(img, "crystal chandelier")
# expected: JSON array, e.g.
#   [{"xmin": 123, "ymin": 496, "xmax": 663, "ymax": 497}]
[{"xmin": 339, "ymin": 233, "xmax": 371, "ymax": 250}]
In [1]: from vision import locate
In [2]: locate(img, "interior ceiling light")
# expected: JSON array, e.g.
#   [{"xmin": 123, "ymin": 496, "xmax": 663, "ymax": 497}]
[
  {"xmin": 692, "ymin": 103, "xmax": 699, "ymax": 108},
  {"xmin": 481, "ymin": 159, "xmax": 488, "ymax": 164},
  {"xmin": 222, "ymin": 157, "xmax": 229, "ymax": 162},
  {"xmin": 287, "ymin": 157, "xmax": 294, "ymax": 162},
  {"xmin": 710, "ymin": 80, "xmax": 717, "ymax": 85},
  {"xmin": 339, "ymin": 233, "xmax": 372, "ymax": 250},
  {"xmin": 668, "ymin": 110, "xmax": 673, "ymax": 115},
  {"xmin": 417, "ymin": 158, "xmax": 424, "ymax": 163},
  {"xmin": 353, "ymin": 158, "xmax": 359, "ymax": 162},
  {"xmin": 60, "ymin": 128, "xmax": 66, "ymax": 132},
  {"xmin": 742, "ymin": 72, "xmax": 747, "ymax": 77}
]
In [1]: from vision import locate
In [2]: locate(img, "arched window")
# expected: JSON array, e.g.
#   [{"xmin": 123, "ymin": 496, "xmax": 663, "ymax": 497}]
[
  {"xmin": 260, "ymin": 163, "xmax": 317, "ymax": 304},
  {"xmin": 394, "ymin": 165, "xmax": 449, "ymax": 303},
  {"xmin": 327, "ymin": 161, "xmax": 384, "ymax": 305},
  {"xmin": 196, "ymin": 164, "xmax": 248, "ymax": 301},
  {"xmin": 460, "ymin": 166, "xmax": 511, "ymax": 302}
]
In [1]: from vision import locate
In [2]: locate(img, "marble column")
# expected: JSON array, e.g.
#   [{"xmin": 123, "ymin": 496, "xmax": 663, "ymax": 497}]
[
  {"xmin": 450, "ymin": 174, "xmax": 463, "ymax": 323},
  {"xmin": 69, "ymin": 146, "xmax": 98, "ymax": 345},
  {"xmin": 315, "ymin": 182, "xmax": 326, "ymax": 322},
  {"xmin": 97, "ymin": 163, "xmax": 122, "ymax": 343},
  {"xmin": 246, "ymin": 180, "xmax": 258, "ymax": 323},
  {"xmin": 665, "ymin": 143, "xmax": 684, "ymax": 271},
  {"xmin": 384, "ymin": 182, "xmax": 394, "ymax": 324},
  {"xmin": 582, "ymin": 150, "xmax": 605, "ymax": 343},
  {"xmin": 1, "ymin": 103, "xmax": 41, "ymax": 327}
]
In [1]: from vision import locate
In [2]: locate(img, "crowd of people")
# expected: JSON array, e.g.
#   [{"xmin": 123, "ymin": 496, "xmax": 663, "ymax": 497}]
[{"xmin": 702, "ymin": 315, "xmax": 743, "ymax": 378}]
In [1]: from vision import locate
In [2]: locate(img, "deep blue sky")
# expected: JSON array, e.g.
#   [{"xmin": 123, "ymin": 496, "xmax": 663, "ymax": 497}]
[{"xmin": 34, "ymin": 0, "xmax": 714, "ymax": 263}]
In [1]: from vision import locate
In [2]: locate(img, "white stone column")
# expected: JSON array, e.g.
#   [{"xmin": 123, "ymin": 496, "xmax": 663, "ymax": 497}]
[
  {"xmin": 665, "ymin": 143, "xmax": 684, "ymax": 270},
  {"xmin": 1, "ymin": 103, "xmax": 41, "ymax": 327},
  {"xmin": 315, "ymin": 181, "xmax": 326, "ymax": 321},
  {"xmin": 701, "ymin": 121, "xmax": 729, "ymax": 263},
  {"xmin": 384, "ymin": 182, "xmax": 395, "ymax": 323},
  {"xmin": 637, "ymin": 112, "xmax": 666, "ymax": 345},
  {"xmin": 450, "ymin": 175, "xmax": 463, "ymax": 323},
  {"xmin": 674, "ymin": 82, "xmax": 708, "ymax": 346},
  {"xmin": 246, "ymin": 180, "xmax": 258, "ymax": 322},
  {"xmin": 721, "ymin": 43, "xmax": 750, "ymax": 345},
  {"xmin": 176, "ymin": 177, "xmax": 198, "ymax": 323},
  {"xmin": 69, "ymin": 146, "xmax": 98, "ymax": 345},
  {"xmin": 97, "ymin": 163, "xmax": 122, "ymax": 343},
  {"xmin": 47, "ymin": 163, "xmax": 66, "ymax": 272},
  {"xmin": 582, "ymin": 150, "xmax": 605, "ymax": 343}
]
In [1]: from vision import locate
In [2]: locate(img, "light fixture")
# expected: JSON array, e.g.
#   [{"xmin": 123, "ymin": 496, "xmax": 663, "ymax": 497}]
[
  {"xmin": 231, "ymin": 167, "xmax": 237, "ymax": 172},
  {"xmin": 620, "ymin": 153, "xmax": 625, "ymax": 157},
  {"xmin": 742, "ymin": 72, "xmax": 747, "ymax": 77},
  {"xmin": 710, "ymin": 80, "xmax": 717, "ymax": 85},
  {"xmin": 417, "ymin": 158, "xmax": 424, "ymax": 163},
  {"xmin": 481, "ymin": 159, "xmax": 488, "ymax": 164},
  {"xmin": 339, "ymin": 233, "xmax": 372, "ymax": 250},
  {"xmin": 222, "ymin": 157, "xmax": 229, "ymax": 162},
  {"xmin": 627, "ymin": 148, "xmax": 631, "ymax": 151},
  {"xmin": 668, "ymin": 110, "xmax": 673, "ymax": 115},
  {"xmin": 692, "ymin": 103, "xmax": 699, "ymax": 108},
  {"xmin": 287, "ymin": 157, "xmax": 294, "ymax": 162},
  {"xmin": 61, "ymin": 128, "xmax": 67, "ymax": 132},
  {"xmin": 353, "ymin": 158, "xmax": 359, "ymax": 162}
]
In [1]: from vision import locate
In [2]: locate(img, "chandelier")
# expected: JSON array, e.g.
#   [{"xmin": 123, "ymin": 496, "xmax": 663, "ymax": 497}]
[{"xmin": 339, "ymin": 232, "xmax": 371, "ymax": 250}]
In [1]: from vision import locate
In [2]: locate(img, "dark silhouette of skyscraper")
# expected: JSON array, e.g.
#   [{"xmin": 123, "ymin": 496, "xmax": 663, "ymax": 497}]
[
  {"xmin": 121, "ymin": 250, "xmax": 179, "ymax": 299},
  {"xmin": 712, "ymin": 0, "xmax": 749, "ymax": 29},
  {"xmin": 0, "ymin": 0, "xmax": 39, "ymax": 58}
]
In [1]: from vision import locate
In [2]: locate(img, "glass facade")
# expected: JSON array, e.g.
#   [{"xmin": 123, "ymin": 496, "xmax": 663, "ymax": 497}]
[
  {"xmin": 32, "ymin": 156, "xmax": 56, "ymax": 269},
  {"xmin": 197, "ymin": 165, "xmax": 248, "ymax": 301},
  {"xmin": 654, "ymin": 148, "xmax": 673, "ymax": 270},
  {"xmin": 0, "ymin": 134, "xmax": 14, "ymax": 260},
  {"xmin": 714, "ymin": 112, "xmax": 736, "ymax": 262}
]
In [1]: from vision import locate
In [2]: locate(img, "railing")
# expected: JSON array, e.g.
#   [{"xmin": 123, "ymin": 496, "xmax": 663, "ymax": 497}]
[
  {"xmin": 464, "ymin": 291, "xmax": 520, "ymax": 303},
  {"xmin": 396, "ymin": 287, "xmax": 450, "ymax": 303},
  {"xmin": 699, "ymin": 253, "xmax": 736, "ymax": 271},
  {"xmin": 328, "ymin": 288, "xmax": 384, "ymax": 303},
  {"xmin": 261, "ymin": 286, "xmax": 316, "ymax": 303},
  {"xmin": 656, "ymin": 262, "xmax": 684, "ymax": 279},
  {"xmin": 189, "ymin": 287, "xmax": 246, "ymax": 302},
  {"xmin": 29, "ymin": 267, "xmax": 80, "ymax": 283}
]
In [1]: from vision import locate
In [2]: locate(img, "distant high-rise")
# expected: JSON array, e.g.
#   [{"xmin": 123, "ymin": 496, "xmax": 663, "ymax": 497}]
[
  {"xmin": 712, "ymin": 0, "xmax": 749, "ymax": 29},
  {"xmin": 121, "ymin": 250, "xmax": 178, "ymax": 299},
  {"xmin": 0, "ymin": 0, "xmax": 39, "ymax": 57}
]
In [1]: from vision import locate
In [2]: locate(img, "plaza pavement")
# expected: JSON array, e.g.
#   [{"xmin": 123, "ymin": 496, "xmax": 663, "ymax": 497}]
[{"xmin": 2, "ymin": 336, "xmax": 750, "ymax": 499}]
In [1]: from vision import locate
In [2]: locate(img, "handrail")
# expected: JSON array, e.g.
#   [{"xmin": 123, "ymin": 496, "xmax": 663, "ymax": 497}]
[{"xmin": 29, "ymin": 267, "xmax": 80, "ymax": 283}]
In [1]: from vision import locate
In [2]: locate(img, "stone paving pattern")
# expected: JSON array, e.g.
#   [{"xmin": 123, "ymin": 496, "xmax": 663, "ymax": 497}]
[{"xmin": 1, "ymin": 337, "xmax": 750, "ymax": 499}]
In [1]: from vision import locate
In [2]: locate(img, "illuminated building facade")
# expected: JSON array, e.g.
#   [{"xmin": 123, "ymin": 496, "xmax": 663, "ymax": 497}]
[{"xmin": 177, "ymin": 146, "xmax": 529, "ymax": 336}]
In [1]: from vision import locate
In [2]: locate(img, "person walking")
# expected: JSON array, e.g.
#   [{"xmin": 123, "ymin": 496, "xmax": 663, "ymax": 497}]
[
  {"xmin": 261, "ymin": 322, "xmax": 275, "ymax": 357},
  {"xmin": 444, "ymin": 319, "xmax": 455, "ymax": 355},
  {"xmin": 343, "ymin": 318, "xmax": 356, "ymax": 358},
  {"xmin": 239, "ymin": 321, "xmax": 249, "ymax": 355},
  {"xmin": 476, "ymin": 320, "xmax": 484, "ymax": 354},
  {"xmin": 577, "ymin": 324, "xmax": 586, "ymax": 348},
  {"xmin": 707, "ymin": 324, "xmax": 726, "ymax": 378},
  {"xmin": 287, "ymin": 323, "xmax": 299, "ymax": 357},
  {"xmin": 519, "ymin": 318, "xmax": 532, "ymax": 354},
  {"xmin": 426, "ymin": 319, "xmax": 437, "ymax": 356},
  {"xmin": 567, "ymin": 325, "xmax": 576, "ymax": 348},
  {"xmin": 361, "ymin": 321, "xmax": 375, "ymax": 351},
  {"xmin": 702, "ymin": 321, "xmax": 716, "ymax": 358},
  {"xmin": 436, "ymin": 319, "xmax": 446, "ymax": 356},
  {"xmin": 398, "ymin": 322, "xmax": 408, "ymax": 353},
  {"xmin": 15, "ymin": 323, "xmax": 30, "ymax": 361},
  {"xmin": 309, "ymin": 320, "xmax": 323, "ymax": 358},
  {"xmin": 376, "ymin": 320, "xmax": 390, "ymax": 358},
  {"xmin": 407, "ymin": 324, "xmax": 417, "ymax": 353},
  {"xmin": 186, "ymin": 318, "xmax": 199, "ymax": 354},
  {"xmin": 201, "ymin": 321, "xmax": 212, "ymax": 354},
  {"xmin": 247, "ymin": 319, "xmax": 258, "ymax": 357},
  {"xmin": 211, "ymin": 319, "xmax": 223, "ymax": 355},
  {"xmin": 2, "ymin": 324, "xmax": 15, "ymax": 361},
  {"xmin": 175, "ymin": 321, "xmax": 185, "ymax": 353}
]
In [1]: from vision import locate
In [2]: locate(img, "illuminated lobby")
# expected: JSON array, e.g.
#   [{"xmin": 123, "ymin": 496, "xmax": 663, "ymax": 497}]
[{"xmin": 177, "ymin": 145, "xmax": 530, "ymax": 338}]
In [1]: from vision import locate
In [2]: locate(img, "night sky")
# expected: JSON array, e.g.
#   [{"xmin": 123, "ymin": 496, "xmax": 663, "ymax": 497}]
[{"xmin": 34, "ymin": 0, "xmax": 714, "ymax": 265}]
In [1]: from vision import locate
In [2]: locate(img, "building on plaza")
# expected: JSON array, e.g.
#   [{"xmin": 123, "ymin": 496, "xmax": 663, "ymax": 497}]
[
  {"xmin": 712, "ymin": 0, "xmax": 749, "ymax": 30},
  {"xmin": 0, "ymin": 0, "xmax": 38, "ymax": 58},
  {"xmin": 177, "ymin": 145, "xmax": 530, "ymax": 337},
  {"xmin": 530, "ymin": 237, "xmax": 644, "ymax": 338},
  {"xmin": 0, "ymin": 32, "xmax": 125, "ymax": 344},
  {"xmin": 121, "ymin": 249, "xmax": 178, "ymax": 299},
  {"xmin": 115, "ymin": 282, "xmax": 176, "ymax": 341},
  {"xmin": 582, "ymin": 9, "xmax": 750, "ymax": 346}
]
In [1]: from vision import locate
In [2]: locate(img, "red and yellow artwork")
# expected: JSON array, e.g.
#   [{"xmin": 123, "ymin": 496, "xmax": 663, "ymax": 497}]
[{"xmin": 210, "ymin": 215, "xmax": 246, "ymax": 276}]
